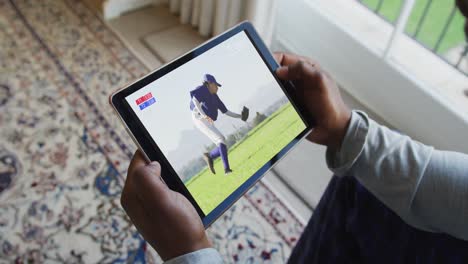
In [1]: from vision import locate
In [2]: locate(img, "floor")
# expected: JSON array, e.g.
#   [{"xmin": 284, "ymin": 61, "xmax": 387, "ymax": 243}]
[{"xmin": 104, "ymin": 4, "xmax": 386, "ymax": 222}]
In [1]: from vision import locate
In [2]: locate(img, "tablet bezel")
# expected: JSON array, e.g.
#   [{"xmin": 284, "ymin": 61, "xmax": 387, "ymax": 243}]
[{"xmin": 110, "ymin": 21, "xmax": 314, "ymax": 227}]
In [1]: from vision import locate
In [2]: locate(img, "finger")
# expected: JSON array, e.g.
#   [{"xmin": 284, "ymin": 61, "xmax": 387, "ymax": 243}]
[
  {"xmin": 121, "ymin": 176, "xmax": 159, "ymax": 247},
  {"xmin": 122, "ymin": 151, "xmax": 145, "ymax": 212},
  {"xmin": 128, "ymin": 150, "xmax": 148, "ymax": 176},
  {"xmin": 276, "ymin": 60, "xmax": 321, "ymax": 82},
  {"xmin": 273, "ymin": 52, "xmax": 283, "ymax": 64},
  {"xmin": 121, "ymin": 172, "xmax": 150, "ymax": 226},
  {"xmin": 274, "ymin": 52, "xmax": 319, "ymax": 67},
  {"xmin": 129, "ymin": 160, "xmax": 171, "ymax": 210},
  {"xmin": 123, "ymin": 152, "xmax": 168, "ymax": 240},
  {"xmin": 274, "ymin": 52, "xmax": 299, "ymax": 67},
  {"xmin": 123, "ymin": 150, "xmax": 158, "ymax": 213}
]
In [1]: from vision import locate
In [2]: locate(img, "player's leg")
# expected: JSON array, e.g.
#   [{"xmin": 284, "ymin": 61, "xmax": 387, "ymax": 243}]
[
  {"xmin": 206, "ymin": 142, "xmax": 232, "ymax": 175},
  {"xmin": 200, "ymin": 126, "xmax": 232, "ymax": 174},
  {"xmin": 218, "ymin": 143, "xmax": 232, "ymax": 174},
  {"xmin": 192, "ymin": 114, "xmax": 232, "ymax": 174},
  {"xmin": 192, "ymin": 113, "xmax": 218, "ymax": 174}
]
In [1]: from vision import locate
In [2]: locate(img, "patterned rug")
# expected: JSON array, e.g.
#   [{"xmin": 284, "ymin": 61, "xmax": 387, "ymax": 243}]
[{"xmin": 0, "ymin": 0, "xmax": 304, "ymax": 262}]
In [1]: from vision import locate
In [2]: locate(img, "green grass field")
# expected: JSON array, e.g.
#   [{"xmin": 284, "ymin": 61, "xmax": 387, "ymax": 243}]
[
  {"xmin": 185, "ymin": 103, "xmax": 306, "ymax": 214},
  {"xmin": 361, "ymin": 0, "xmax": 465, "ymax": 54}
]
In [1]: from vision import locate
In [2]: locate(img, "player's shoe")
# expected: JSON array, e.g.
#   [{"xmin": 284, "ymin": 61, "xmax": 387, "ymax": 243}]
[
  {"xmin": 224, "ymin": 168, "xmax": 233, "ymax": 175},
  {"xmin": 203, "ymin": 153, "xmax": 216, "ymax": 174}
]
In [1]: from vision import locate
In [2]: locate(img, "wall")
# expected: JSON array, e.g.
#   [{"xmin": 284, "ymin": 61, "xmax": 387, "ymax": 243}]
[
  {"xmin": 103, "ymin": 0, "xmax": 167, "ymax": 19},
  {"xmin": 274, "ymin": 0, "xmax": 468, "ymax": 153}
]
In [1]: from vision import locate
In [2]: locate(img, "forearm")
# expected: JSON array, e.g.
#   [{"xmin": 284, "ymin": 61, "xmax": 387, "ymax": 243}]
[
  {"xmin": 327, "ymin": 111, "xmax": 434, "ymax": 220},
  {"xmin": 224, "ymin": 110, "xmax": 241, "ymax": 119},
  {"xmin": 327, "ymin": 111, "xmax": 468, "ymax": 240},
  {"xmin": 412, "ymin": 149, "xmax": 468, "ymax": 240}
]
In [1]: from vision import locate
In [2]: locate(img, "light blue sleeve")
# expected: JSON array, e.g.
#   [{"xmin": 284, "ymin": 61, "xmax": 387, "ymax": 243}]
[
  {"xmin": 326, "ymin": 111, "xmax": 468, "ymax": 241},
  {"xmin": 164, "ymin": 248, "xmax": 223, "ymax": 264}
]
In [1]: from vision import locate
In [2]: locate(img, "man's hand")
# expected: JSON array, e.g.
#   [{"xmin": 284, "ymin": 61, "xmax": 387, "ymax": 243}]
[
  {"xmin": 274, "ymin": 52, "xmax": 351, "ymax": 151},
  {"xmin": 121, "ymin": 151, "xmax": 211, "ymax": 261}
]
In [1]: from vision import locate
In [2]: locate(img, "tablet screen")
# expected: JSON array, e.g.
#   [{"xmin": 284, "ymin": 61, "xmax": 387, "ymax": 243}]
[{"xmin": 125, "ymin": 31, "xmax": 307, "ymax": 215}]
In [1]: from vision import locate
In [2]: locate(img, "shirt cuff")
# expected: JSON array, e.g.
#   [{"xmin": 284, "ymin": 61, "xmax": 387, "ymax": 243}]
[
  {"xmin": 326, "ymin": 110, "xmax": 369, "ymax": 176},
  {"xmin": 164, "ymin": 248, "xmax": 223, "ymax": 264}
]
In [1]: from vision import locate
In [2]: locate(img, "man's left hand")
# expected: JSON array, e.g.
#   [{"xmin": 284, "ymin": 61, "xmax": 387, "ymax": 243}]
[{"xmin": 121, "ymin": 151, "xmax": 211, "ymax": 261}]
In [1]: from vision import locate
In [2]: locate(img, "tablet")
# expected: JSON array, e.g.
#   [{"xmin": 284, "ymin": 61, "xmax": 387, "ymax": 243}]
[{"xmin": 110, "ymin": 21, "xmax": 313, "ymax": 227}]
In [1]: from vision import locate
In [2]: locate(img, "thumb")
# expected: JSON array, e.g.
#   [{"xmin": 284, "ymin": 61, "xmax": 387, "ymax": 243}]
[
  {"xmin": 130, "ymin": 160, "xmax": 170, "ymax": 208},
  {"xmin": 276, "ymin": 60, "xmax": 321, "ymax": 83}
]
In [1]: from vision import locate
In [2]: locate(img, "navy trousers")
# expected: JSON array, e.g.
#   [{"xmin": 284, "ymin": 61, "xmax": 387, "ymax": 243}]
[{"xmin": 287, "ymin": 176, "xmax": 468, "ymax": 264}]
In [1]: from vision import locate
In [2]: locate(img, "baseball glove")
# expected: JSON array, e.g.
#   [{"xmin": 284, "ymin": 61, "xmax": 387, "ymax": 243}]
[{"xmin": 241, "ymin": 106, "xmax": 249, "ymax": 121}]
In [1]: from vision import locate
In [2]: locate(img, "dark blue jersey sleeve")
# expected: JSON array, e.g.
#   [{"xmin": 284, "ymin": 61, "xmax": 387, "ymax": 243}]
[
  {"xmin": 190, "ymin": 86, "xmax": 209, "ymax": 111},
  {"xmin": 190, "ymin": 86, "xmax": 206, "ymax": 102},
  {"xmin": 215, "ymin": 94, "xmax": 228, "ymax": 113}
]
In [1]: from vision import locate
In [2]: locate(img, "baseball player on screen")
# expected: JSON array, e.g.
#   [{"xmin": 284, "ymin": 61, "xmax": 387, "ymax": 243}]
[{"xmin": 190, "ymin": 74, "xmax": 249, "ymax": 175}]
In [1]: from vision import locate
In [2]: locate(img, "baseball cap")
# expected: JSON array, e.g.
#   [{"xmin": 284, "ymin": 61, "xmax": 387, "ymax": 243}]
[{"xmin": 204, "ymin": 74, "xmax": 222, "ymax": 87}]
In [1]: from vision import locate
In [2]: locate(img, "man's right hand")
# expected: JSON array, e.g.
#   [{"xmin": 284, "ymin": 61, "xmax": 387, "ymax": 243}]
[{"xmin": 274, "ymin": 52, "xmax": 352, "ymax": 152}]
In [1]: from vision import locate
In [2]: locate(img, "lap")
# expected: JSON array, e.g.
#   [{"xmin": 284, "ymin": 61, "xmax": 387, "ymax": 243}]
[{"xmin": 288, "ymin": 176, "xmax": 468, "ymax": 264}]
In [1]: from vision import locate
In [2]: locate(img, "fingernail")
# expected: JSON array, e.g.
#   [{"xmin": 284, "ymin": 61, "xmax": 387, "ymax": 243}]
[
  {"xmin": 147, "ymin": 161, "xmax": 160, "ymax": 169},
  {"xmin": 276, "ymin": 66, "xmax": 288, "ymax": 75},
  {"xmin": 149, "ymin": 161, "xmax": 160, "ymax": 167}
]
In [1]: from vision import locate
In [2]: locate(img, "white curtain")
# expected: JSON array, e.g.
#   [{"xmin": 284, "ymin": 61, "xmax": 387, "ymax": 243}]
[{"xmin": 168, "ymin": 0, "xmax": 276, "ymax": 46}]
